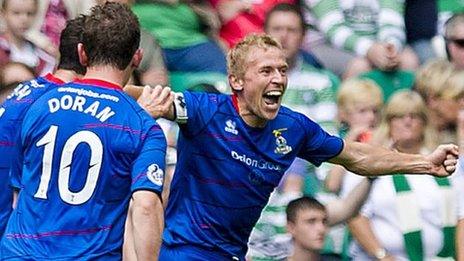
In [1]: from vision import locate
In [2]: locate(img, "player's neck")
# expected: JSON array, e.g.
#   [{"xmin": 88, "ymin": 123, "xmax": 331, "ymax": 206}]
[
  {"xmin": 53, "ymin": 69, "xmax": 79, "ymax": 83},
  {"xmin": 234, "ymin": 95, "xmax": 268, "ymax": 128},
  {"xmin": 289, "ymin": 244, "xmax": 320, "ymax": 261},
  {"xmin": 83, "ymin": 66, "xmax": 129, "ymax": 88}
]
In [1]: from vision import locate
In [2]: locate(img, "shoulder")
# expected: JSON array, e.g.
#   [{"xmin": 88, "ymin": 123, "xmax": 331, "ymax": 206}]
[
  {"xmin": 5, "ymin": 77, "xmax": 57, "ymax": 103},
  {"xmin": 277, "ymin": 106, "xmax": 317, "ymax": 127},
  {"xmin": 183, "ymin": 91, "xmax": 230, "ymax": 108}
]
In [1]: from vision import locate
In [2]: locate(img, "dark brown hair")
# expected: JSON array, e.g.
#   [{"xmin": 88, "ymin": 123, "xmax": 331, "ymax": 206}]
[
  {"xmin": 264, "ymin": 3, "xmax": 306, "ymax": 33},
  {"xmin": 286, "ymin": 196, "xmax": 326, "ymax": 223},
  {"xmin": 82, "ymin": 2, "xmax": 140, "ymax": 70},
  {"xmin": 57, "ymin": 15, "xmax": 86, "ymax": 75}
]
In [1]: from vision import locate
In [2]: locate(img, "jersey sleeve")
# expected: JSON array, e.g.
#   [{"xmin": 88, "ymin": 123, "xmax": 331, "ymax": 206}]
[
  {"xmin": 176, "ymin": 91, "xmax": 217, "ymax": 137},
  {"xmin": 8, "ymin": 130, "xmax": 23, "ymax": 190},
  {"xmin": 297, "ymin": 115, "xmax": 344, "ymax": 166},
  {"xmin": 131, "ymin": 124, "xmax": 167, "ymax": 196}
]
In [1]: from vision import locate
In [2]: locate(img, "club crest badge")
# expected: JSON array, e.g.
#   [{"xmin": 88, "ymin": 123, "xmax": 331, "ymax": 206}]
[
  {"xmin": 273, "ymin": 128, "xmax": 292, "ymax": 155},
  {"xmin": 146, "ymin": 164, "xmax": 164, "ymax": 186}
]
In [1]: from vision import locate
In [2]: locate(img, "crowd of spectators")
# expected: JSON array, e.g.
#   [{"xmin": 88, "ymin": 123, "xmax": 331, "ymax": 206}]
[{"xmin": 2, "ymin": 0, "xmax": 464, "ymax": 260}]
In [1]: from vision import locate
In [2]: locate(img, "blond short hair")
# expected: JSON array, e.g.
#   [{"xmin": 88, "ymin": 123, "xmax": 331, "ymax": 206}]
[
  {"xmin": 337, "ymin": 78, "xmax": 383, "ymax": 111},
  {"xmin": 372, "ymin": 90, "xmax": 438, "ymax": 150},
  {"xmin": 415, "ymin": 59, "xmax": 455, "ymax": 99},
  {"xmin": 227, "ymin": 34, "xmax": 282, "ymax": 78},
  {"xmin": 441, "ymin": 70, "xmax": 464, "ymax": 100}
]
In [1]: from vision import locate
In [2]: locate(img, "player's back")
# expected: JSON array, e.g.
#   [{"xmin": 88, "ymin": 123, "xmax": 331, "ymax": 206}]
[
  {"xmin": 1, "ymin": 79, "xmax": 165, "ymax": 260},
  {"xmin": 0, "ymin": 74, "xmax": 63, "ymax": 238}
]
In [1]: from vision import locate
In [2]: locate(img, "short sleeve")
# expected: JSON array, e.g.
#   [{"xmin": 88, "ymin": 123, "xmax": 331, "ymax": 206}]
[
  {"xmin": 178, "ymin": 91, "xmax": 218, "ymax": 137},
  {"xmin": 9, "ymin": 130, "xmax": 23, "ymax": 190},
  {"xmin": 297, "ymin": 116, "xmax": 344, "ymax": 166},
  {"xmin": 131, "ymin": 125, "xmax": 167, "ymax": 196}
]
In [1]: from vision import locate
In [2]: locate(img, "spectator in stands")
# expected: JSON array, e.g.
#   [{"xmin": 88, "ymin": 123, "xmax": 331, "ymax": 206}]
[
  {"xmin": 0, "ymin": 61, "xmax": 35, "ymax": 88},
  {"xmin": 346, "ymin": 90, "xmax": 457, "ymax": 260},
  {"xmin": 326, "ymin": 79, "xmax": 383, "ymax": 194},
  {"xmin": 404, "ymin": 0, "xmax": 438, "ymax": 64},
  {"xmin": 0, "ymin": 0, "xmax": 55, "ymax": 76},
  {"xmin": 98, "ymin": 0, "xmax": 168, "ymax": 86},
  {"xmin": 247, "ymin": 178, "xmax": 374, "ymax": 260},
  {"xmin": 133, "ymin": 0, "xmax": 227, "ymax": 74},
  {"xmin": 445, "ymin": 13, "xmax": 464, "ymax": 70},
  {"xmin": 415, "ymin": 59, "xmax": 457, "ymax": 143},
  {"xmin": 212, "ymin": 0, "xmax": 291, "ymax": 48},
  {"xmin": 438, "ymin": 0, "xmax": 464, "ymax": 36},
  {"xmin": 302, "ymin": 0, "xmax": 419, "ymax": 78},
  {"xmin": 25, "ymin": 0, "xmax": 96, "ymax": 56},
  {"xmin": 286, "ymin": 197, "xmax": 339, "ymax": 261}
]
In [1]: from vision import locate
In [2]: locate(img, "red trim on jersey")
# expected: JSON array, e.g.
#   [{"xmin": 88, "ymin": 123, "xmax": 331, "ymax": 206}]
[
  {"xmin": 74, "ymin": 78, "xmax": 122, "ymax": 90},
  {"xmin": 43, "ymin": 73, "xmax": 65, "ymax": 84},
  {"xmin": 231, "ymin": 94, "xmax": 239, "ymax": 113}
]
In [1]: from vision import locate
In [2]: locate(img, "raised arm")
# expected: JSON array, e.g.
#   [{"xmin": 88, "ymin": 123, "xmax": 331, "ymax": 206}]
[
  {"xmin": 130, "ymin": 191, "xmax": 164, "ymax": 260},
  {"xmin": 329, "ymin": 141, "xmax": 458, "ymax": 177},
  {"xmin": 123, "ymin": 85, "xmax": 176, "ymax": 120},
  {"xmin": 325, "ymin": 178, "xmax": 373, "ymax": 226}
]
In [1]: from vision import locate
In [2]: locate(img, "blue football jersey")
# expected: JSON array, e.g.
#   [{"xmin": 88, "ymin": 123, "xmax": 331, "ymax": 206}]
[
  {"xmin": 162, "ymin": 92, "xmax": 343, "ymax": 259},
  {"xmin": 0, "ymin": 74, "xmax": 64, "ymax": 237},
  {"xmin": 1, "ymin": 79, "xmax": 167, "ymax": 260}
]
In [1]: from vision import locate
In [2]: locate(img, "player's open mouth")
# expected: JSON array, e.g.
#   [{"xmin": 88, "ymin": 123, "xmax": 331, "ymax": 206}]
[{"xmin": 263, "ymin": 90, "xmax": 282, "ymax": 106}]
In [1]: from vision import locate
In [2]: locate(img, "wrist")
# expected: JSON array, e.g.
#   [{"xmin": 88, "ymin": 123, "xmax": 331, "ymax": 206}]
[{"xmin": 373, "ymin": 248, "xmax": 387, "ymax": 260}]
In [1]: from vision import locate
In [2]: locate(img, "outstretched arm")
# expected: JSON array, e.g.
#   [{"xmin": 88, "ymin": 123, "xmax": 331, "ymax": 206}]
[
  {"xmin": 124, "ymin": 85, "xmax": 176, "ymax": 120},
  {"xmin": 329, "ymin": 141, "xmax": 458, "ymax": 177},
  {"xmin": 326, "ymin": 178, "xmax": 373, "ymax": 226}
]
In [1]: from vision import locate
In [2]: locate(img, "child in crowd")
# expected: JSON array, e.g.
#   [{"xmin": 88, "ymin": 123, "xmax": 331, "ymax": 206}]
[
  {"xmin": 0, "ymin": 0, "xmax": 55, "ymax": 76},
  {"xmin": 325, "ymin": 79, "xmax": 384, "ymax": 194}
]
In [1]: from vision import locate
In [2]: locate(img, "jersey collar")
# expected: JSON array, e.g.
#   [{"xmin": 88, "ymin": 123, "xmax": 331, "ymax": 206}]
[
  {"xmin": 231, "ymin": 94, "xmax": 240, "ymax": 113},
  {"xmin": 73, "ymin": 78, "xmax": 122, "ymax": 90},
  {"xmin": 43, "ymin": 73, "xmax": 65, "ymax": 85}
]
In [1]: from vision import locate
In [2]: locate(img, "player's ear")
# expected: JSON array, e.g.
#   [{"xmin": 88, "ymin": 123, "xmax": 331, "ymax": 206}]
[
  {"xmin": 77, "ymin": 43, "xmax": 88, "ymax": 67},
  {"xmin": 131, "ymin": 48, "xmax": 143, "ymax": 68},
  {"xmin": 229, "ymin": 74, "xmax": 244, "ymax": 92}
]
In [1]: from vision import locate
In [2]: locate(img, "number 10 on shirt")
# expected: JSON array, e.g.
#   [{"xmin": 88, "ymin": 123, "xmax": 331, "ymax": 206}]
[{"xmin": 34, "ymin": 125, "xmax": 103, "ymax": 205}]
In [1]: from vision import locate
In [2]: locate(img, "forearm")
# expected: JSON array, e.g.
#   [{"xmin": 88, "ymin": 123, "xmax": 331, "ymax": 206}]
[
  {"xmin": 457, "ymin": 219, "xmax": 464, "ymax": 261},
  {"xmin": 123, "ymin": 202, "xmax": 136, "ymax": 261},
  {"xmin": 326, "ymin": 178, "xmax": 372, "ymax": 226},
  {"xmin": 324, "ymin": 165, "xmax": 346, "ymax": 193},
  {"xmin": 131, "ymin": 192, "xmax": 164, "ymax": 260},
  {"xmin": 348, "ymin": 215, "xmax": 385, "ymax": 257},
  {"xmin": 330, "ymin": 141, "xmax": 434, "ymax": 177}
]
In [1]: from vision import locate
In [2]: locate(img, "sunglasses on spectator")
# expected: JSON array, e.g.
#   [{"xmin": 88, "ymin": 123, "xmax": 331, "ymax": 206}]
[{"xmin": 447, "ymin": 38, "xmax": 464, "ymax": 48}]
